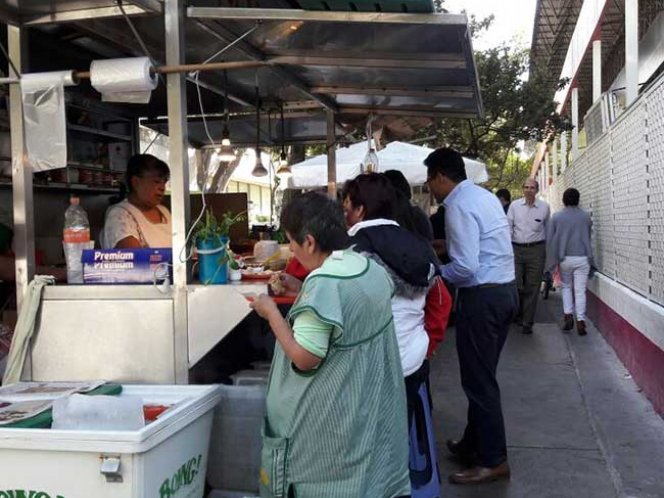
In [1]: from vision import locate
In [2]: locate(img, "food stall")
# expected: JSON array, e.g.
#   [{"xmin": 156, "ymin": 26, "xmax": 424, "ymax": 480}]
[{"xmin": 0, "ymin": 1, "xmax": 483, "ymax": 385}]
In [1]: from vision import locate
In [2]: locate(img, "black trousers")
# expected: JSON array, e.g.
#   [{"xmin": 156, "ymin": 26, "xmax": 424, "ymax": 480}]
[{"xmin": 455, "ymin": 283, "xmax": 518, "ymax": 468}]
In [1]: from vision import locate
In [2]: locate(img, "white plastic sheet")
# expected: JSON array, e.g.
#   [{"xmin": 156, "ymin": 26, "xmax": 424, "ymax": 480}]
[
  {"xmin": 90, "ymin": 57, "xmax": 157, "ymax": 104},
  {"xmin": 52, "ymin": 394, "xmax": 145, "ymax": 431},
  {"xmin": 288, "ymin": 141, "xmax": 489, "ymax": 188},
  {"xmin": 21, "ymin": 71, "xmax": 77, "ymax": 171}
]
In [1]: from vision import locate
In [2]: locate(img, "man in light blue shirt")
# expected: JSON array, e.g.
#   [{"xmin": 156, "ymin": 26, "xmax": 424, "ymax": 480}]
[{"xmin": 425, "ymin": 147, "xmax": 517, "ymax": 485}]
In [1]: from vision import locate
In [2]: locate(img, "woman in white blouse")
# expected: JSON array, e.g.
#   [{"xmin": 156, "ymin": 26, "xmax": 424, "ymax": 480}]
[{"xmin": 102, "ymin": 154, "xmax": 172, "ymax": 249}]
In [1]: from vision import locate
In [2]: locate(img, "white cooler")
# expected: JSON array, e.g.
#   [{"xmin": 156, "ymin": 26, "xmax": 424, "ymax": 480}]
[{"xmin": 0, "ymin": 384, "xmax": 221, "ymax": 498}]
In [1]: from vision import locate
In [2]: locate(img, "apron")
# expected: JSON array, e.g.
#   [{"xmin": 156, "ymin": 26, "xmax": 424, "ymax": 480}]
[
  {"xmin": 260, "ymin": 252, "xmax": 410, "ymax": 498},
  {"xmin": 118, "ymin": 200, "xmax": 172, "ymax": 248}
]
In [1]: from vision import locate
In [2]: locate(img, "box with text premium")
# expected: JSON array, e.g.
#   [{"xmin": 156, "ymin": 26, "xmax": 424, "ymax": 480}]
[{"xmin": 82, "ymin": 248, "xmax": 172, "ymax": 284}]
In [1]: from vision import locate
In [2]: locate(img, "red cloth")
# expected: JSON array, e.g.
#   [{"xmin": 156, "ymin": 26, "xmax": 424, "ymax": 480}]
[
  {"xmin": 285, "ymin": 257, "xmax": 310, "ymax": 281},
  {"xmin": 424, "ymin": 276, "xmax": 452, "ymax": 358}
]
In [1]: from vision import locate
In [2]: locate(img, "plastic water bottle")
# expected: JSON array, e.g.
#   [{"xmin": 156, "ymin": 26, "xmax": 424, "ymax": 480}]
[
  {"xmin": 63, "ymin": 196, "xmax": 90, "ymax": 244},
  {"xmin": 63, "ymin": 196, "xmax": 91, "ymax": 283}
]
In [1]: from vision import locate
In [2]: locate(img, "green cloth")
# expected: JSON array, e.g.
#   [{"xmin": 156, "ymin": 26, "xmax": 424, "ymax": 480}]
[
  {"xmin": 3, "ymin": 276, "xmax": 55, "ymax": 385},
  {"xmin": 260, "ymin": 250, "xmax": 410, "ymax": 498},
  {"xmin": 291, "ymin": 252, "xmax": 368, "ymax": 359}
]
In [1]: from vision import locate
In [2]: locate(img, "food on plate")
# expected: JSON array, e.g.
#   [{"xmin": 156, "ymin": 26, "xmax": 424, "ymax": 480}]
[
  {"xmin": 266, "ymin": 258, "xmax": 287, "ymax": 271},
  {"xmin": 269, "ymin": 273, "xmax": 285, "ymax": 295}
]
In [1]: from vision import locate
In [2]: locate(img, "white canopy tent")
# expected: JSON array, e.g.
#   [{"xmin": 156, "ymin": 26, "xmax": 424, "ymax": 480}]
[{"xmin": 287, "ymin": 141, "xmax": 489, "ymax": 189}]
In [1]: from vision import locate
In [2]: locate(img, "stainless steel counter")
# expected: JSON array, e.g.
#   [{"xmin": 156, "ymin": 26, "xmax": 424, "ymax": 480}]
[{"xmin": 28, "ymin": 282, "xmax": 269, "ymax": 384}]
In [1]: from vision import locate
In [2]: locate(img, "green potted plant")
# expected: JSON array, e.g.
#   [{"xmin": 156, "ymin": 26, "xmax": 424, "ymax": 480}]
[
  {"xmin": 194, "ymin": 210, "xmax": 245, "ymax": 284},
  {"xmin": 227, "ymin": 248, "xmax": 242, "ymax": 281}
]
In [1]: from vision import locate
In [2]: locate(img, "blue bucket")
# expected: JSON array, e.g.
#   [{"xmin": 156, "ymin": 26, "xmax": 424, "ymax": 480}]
[{"xmin": 197, "ymin": 236, "xmax": 229, "ymax": 284}]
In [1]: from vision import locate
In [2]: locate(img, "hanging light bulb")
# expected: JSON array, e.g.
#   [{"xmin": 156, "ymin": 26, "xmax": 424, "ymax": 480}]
[
  {"xmin": 217, "ymin": 125, "xmax": 235, "ymax": 162},
  {"xmin": 218, "ymin": 70, "xmax": 236, "ymax": 162},
  {"xmin": 362, "ymin": 146, "xmax": 379, "ymax": 173},
  {"xmin": 276, "ymin": 103, "xmax": 291, "ymax": 176},
  {"xmin": 252, "ymin": 78, "xmax": 268, "ymax": 177},
  {"xmin": 277, "ymin": 150, "xmax": 291, "ymax": 177},
  {"xmin": 252, "ymin": 148, "xmax": 268, "ymax": 177},
  {"xmin": 361, "ymin": 115, "xmax": 379, "ymax": 173}
]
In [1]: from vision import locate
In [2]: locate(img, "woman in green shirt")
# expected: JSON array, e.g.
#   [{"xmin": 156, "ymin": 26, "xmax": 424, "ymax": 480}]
[{"xmin": 251, "ymin": 192, "xmax": 410, "ymax": 498}]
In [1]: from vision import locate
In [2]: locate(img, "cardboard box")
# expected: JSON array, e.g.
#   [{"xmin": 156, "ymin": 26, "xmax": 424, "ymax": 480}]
[{"xmin": 82, "ymin": 248, "xmax": 172, "ymax": 284}]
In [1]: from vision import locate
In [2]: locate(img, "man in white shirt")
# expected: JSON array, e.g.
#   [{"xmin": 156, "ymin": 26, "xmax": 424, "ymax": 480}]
[{"xmin": 507, "ymin": 178, "xmax": 550, "ymax": 334}]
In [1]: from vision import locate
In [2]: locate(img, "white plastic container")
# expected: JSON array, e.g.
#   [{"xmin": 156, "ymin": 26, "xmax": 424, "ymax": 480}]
[
  {"xmin": 230, "ymin": 369, "xmax": 269, "ymax": 386},
  {"xmin": 0, "ymin": 384, "xmax": 220, "ymax": 498},
  {"xmin": 206, "ymin": 384, "xmax": 266, "ymax": 493}
]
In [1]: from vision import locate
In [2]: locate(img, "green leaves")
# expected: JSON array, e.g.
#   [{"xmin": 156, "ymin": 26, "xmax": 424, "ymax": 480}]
[
  {"xmin": 193, "ymin": 209, "xmax": 246, "ymax": 243},
  {"xmin": 414, "ymin": 36, "xmax": 568, "ymax": 192}
]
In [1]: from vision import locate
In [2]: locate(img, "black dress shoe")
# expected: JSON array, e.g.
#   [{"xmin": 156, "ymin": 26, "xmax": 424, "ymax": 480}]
[
  {"xmin": 577, "ymin": 320, "xmax": 587, "ymax": 336},
  {"xmin": 522, "ymin": 325, "xmax": 533, "ymax": 335},
  {"xmin": 449, "ymin": 462, "xmax": 511, "ymax": 485}
]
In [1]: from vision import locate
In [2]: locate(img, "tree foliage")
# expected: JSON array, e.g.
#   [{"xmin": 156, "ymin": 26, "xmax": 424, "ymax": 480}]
[{"xmin": 416, "ymin": 16, "xmax": 569, "ymax": 194}]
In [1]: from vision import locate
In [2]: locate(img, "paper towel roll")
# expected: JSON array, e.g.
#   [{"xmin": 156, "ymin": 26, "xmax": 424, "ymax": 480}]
[
  {"xmin": 90, "ymin": 57, "xmax": 158, "ymax": 104},
  {"xmin": 21, "ymin": 71, "xmax": 78, "ymax": 171}
]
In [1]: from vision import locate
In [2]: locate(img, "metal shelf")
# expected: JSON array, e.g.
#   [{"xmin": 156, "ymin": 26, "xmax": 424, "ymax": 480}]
[
  {"xmin": 68, "ymin": 124, "xmax": 132, "ymax": 143},
  {"xmin": 0, "ymin": 181, "xmax": 119, "ymax": 195}
]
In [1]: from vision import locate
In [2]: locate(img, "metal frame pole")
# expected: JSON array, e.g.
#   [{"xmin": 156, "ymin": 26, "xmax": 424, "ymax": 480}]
[
  {"xmin": 8, "ymin": 25, "xmax": 35, "ymax": 310},
  {"xmin": 552, "ymin": 139, "xmax": 558, "ymax": 180},
  {"xmin": 571, "ymin": 87, "xmax": 579, "ymax": 161},
  {"xmin": 592, "ymin": 39, "xmax": 602, "ymax": 103},
  {"xmin": 165, "ymin": 0, "xmax": 191, "ymax": 384},
  {"xmin": 625, "ymin": 0, "xmax": 639, "ymax": 106},
  {"xmin": 560, "ymin": 132, "xmax": 568, "ymax": 173},
  {"xmin": 326, "ymin": 109, "xmax": 336, "ymax": 199}
]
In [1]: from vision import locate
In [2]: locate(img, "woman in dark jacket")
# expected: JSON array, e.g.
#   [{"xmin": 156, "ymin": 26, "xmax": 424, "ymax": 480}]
[{"xmin": 342, "ymin": 173, "xmax": 442, "ymax": 498}]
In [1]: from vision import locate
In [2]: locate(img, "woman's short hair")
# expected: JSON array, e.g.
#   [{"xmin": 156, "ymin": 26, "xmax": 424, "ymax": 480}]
[
  {"xmin": 126, "ymin": 154, "xmax": 170, "ymax": 192},
  {"xmin": 562, "ymin": 188, "xmax": 580, "ymax": 206},
  {"xmin": 280, "ymin": 192, "xmax": 349, "ymax": 252},
  {"xmin": 341, "ymin": 173, "xmax": 396, "ymax": 221},
  {"xmin": 495, "ymin": 188, "xmax": 511, "ymax": 203}
]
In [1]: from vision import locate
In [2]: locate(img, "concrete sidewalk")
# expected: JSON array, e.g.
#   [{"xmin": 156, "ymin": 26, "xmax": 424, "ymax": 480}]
[{"xmin": 429, "ymin": 291, "xmax": 664, "ymax": 498}]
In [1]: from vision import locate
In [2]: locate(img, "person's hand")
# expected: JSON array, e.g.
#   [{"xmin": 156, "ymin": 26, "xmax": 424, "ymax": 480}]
[
  {"xmin": 272, "ymin": 272, "xmax": 303, "ymax": 296},
  {"xmin": 249, "ymin": 294, "xmax": 279, "ymax": 320},
  {"xmin": 432, "ymin": 239, "xmax": 447, "ymax": 259}
]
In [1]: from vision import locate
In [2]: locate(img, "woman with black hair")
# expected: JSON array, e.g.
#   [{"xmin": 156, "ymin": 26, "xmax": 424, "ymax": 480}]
[
  {"xmin": 102, "ymin": 154, "xmax": 171, "ymax": 248},
  {"xmin": 250, "ymin": 192, "xmax": 410, "ymax": 498},
  {"xmin": 383, "ymin": 169, "xmax": 434, "ymax": 241},
  {"xmin": 342, "ymin": 173, "xmax": 442, "ymax": 498}
]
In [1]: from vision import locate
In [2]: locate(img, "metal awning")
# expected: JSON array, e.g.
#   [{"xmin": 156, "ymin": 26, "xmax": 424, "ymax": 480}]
[
  {"xmin": 530, "ymin": 0, "xmax": 663, "ymax": 120},
  {"xmin": 0, "ymin": 1, "xmax": 483, "ymax": 144}
]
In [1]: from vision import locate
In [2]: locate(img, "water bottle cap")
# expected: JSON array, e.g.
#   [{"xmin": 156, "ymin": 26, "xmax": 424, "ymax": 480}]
[{"xmin": 70, "ymin": 196, "xmax": 80, "ymax": 206}]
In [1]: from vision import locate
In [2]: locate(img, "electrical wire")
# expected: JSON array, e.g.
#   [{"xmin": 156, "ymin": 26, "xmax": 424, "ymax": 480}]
[
  {"xmin": 191, "ymin": 24, "xmax": 260, "ymax": 75},
  {"xmin": 178, "ymin": 25, "xmax": 262, "ymax": 263}
]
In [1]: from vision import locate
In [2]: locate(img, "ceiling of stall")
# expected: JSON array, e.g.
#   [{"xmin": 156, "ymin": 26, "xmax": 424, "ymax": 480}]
[{"xmin": 0, "ymin": 0, "xmax": 483, "ymax": 146}]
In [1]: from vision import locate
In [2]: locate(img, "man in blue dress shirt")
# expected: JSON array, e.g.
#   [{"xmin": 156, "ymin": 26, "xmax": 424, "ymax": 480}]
[{"xmin": 425, "ymin": 147, "xmax": 518, "ymax": 485}]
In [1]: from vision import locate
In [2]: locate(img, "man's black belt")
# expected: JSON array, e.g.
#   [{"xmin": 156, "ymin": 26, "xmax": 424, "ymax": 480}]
[
  {"xmin": 460, "ymin": 281, "xmax": 515, "ymax": 291},
  {"xmin": 512, "ymin": 240, "xmax": 545, "ymax": 247}
]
